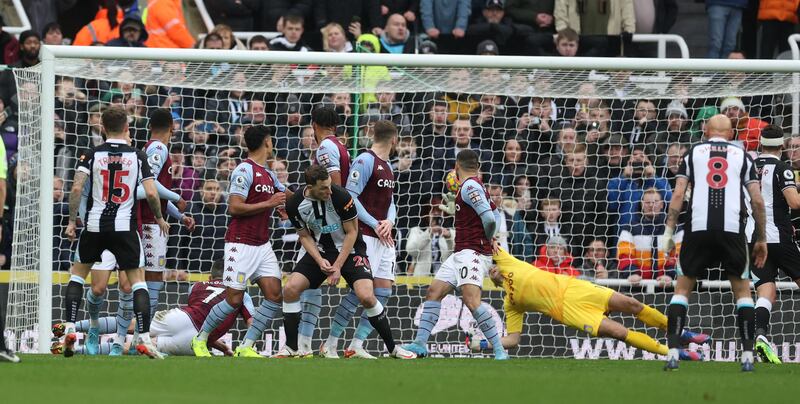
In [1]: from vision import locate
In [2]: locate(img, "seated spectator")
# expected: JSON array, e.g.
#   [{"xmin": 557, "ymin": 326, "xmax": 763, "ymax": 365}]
[
  {"xmin": 580, "ymin": 238, "xmax": 618, "ymax": 279},
  {"xmin": 242, "ymin": 100, "xmax": 268, "ymax": 126},
  {"xmin": 380, "ymin": 13, "xmax": 414, "ymax": 53},
  {"xmin": 533, "ymin": 235, "xmax": 580, "ymax": 277},
  {"xmin": 248, "ymin": 35, "xmax": 270, "ymax": 50},
  {"xmin": 554, "ymin": 0, "xmax": 636, "ymax": 56},
  {"xmin": 73, "ymin": 1, "xmax": 129, "ymax": 46},
  {"xmin": 346, "ymin": 34, "xmax": 392, "ymax": 106},
  {"xmin": 106, "ymin": 17, "xmax": 148, "ymax": 47},
  {"xmin": 406, "ymin": 198, "xmax": 456, "ymax": 276},
  {"xmin": 171, "ymin": 150, "xmax": 201, "ymax": 201},
  {"xmin": 0, "ymin": 31, "xmax": 41, "ymax": 108},
  {"xmin": 418, "ymin": 98, "xmax": 449, "ymax": 154},
  {"xmin": 212, "ymin": 25, "xmax": 247, "ymax": 49},
  {"xmin": 490, "ymin": 138, "xmax": 527, "ymax": 190},
  {"xmin": 537, "ymin": 124, "xmax": 577, "ymax": 175},
  {"xmin": 623, "ymin": 99, "xmax": 659, "ymax": 151},
  {"xmin": 214, "ymin": 156, "xmax": 238, "ymax": 193},
  {"xmin": 270, "ymin": 14, "xmax": 311, "ymax": 51},
  {"xmin": 367, "ymin": 88, "xmax": 411, "ymax": 134},
  {"xmin": 650, "ymin": 100, "xmax": 693, "ymax": 155},
  {"xmin": 145, "ymin": 0, "xmax": 196, "ymax": 48},
  {"xmin": 616, "ymin": 189, "xmax": 678, "ymax": 286},
  {"xmin": 433, "ymin": 117, "xmax": 492, "ymax": 175},
  {"xmin": 660, "ymin": 143, "xmax": 686, "ymax": 189},
  {"xmin": 321, "ymin": 23, "xmax": 354, "ymax": 52},
  {"xmin": 468, "ymin": 0, "xmax": 526, "ymax": 52},
  {"xmin": 0, "ymin": 16, "xmax": 18, "ymax": 65},
  {"xmin": 531, "ymin": 198, "xmax": 573, "ymax": 253},
  {"xmin": 486, "ymin": 183, "xmax": 511, "ymax": 250},
  {"xmin": 182, "ymin": 179, "xmax": 228, "ymax": 272},
  {"xmin": 721, "ymin": 96, "xmax": 766, "ymax": 151},
  {"xmin": 472, "ymin": 94, "xmax": 508, "ymax": 151},
  {"xmin": 205, "ymin": 1, "xmax": 260, "ymax": 31},
  {"xmin": 191, "ymin": 147, "xmax": 209, "ymax": 180},
  {"xmin": 286, "ymin": 126, "xmax": 317, "ymax": 185},
  {"xmin": 393, "ymin": 136, "xmax": 435, "ymax": 230},
  {"xmin": 554, "ymin": 27, "xmax": 579, "ymax": 56},
  {"xmin": 607, "ymin": 146, "xmax": 671, "ymax": 227},
  {"xmin": 201, "ymin": 32, "xmax": 225, "ymax": 50},
  {"xmin": 315, "ymin": 0, "xmax": 382, "ymax": 43},
  {"xmin": 420, "ymin": 0, "xmax": 471, "ymax": 53},
  {"xmin": 517, "ymin": 96, "xmax": 555, "ymax": 156},
  {"xmin": 595, "ymin": 133, "xmax": 628, "ymax": 180}
]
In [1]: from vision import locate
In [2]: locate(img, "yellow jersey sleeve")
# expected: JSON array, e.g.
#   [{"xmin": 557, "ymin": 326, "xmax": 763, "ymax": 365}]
[{"xmin": 504, "ymin": 296, "xmax": 524, "ymax": 334}]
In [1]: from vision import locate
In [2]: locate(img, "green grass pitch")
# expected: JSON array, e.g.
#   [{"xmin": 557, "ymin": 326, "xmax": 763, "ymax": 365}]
[{"xmin": 1, "ymin": 355, "xmax": 798, "ymax": 403}]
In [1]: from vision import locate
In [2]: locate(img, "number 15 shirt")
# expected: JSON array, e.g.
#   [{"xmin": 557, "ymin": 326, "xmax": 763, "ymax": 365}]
[{"xmin": 77, "ymin": 139, "xmax": 153, "ymax": 232}]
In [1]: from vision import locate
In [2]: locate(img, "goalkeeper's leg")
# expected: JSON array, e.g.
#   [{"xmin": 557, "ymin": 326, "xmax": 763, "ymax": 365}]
[
  {"xmin": 598, "ymin": 318, "xmax": 669, "ymax": 356},
  {"xmin": 608, "ymin": 291, "xmax": 710, "ymax": 346}
]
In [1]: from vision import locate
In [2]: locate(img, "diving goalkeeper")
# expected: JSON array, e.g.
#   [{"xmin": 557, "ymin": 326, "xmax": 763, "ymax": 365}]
[{"xmin": 469, "ymin": 247, "xmax": 707, "ymax": 360}]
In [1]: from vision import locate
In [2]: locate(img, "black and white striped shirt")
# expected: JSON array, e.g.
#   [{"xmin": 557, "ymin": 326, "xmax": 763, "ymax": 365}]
[
  {"xmin": 286, "ymin": 184, "xmax": 367, "ymax": 256},
  {"xmin": 746, "ymin": 155, "xmax": 796, "ymax": 243},
  {"xmin": 77, "ymin": 140, "xmax": 153, "ymax": 232},
  {"xmin": 677, "ymin": 137, "xmax": 758, "ymax": 234}
]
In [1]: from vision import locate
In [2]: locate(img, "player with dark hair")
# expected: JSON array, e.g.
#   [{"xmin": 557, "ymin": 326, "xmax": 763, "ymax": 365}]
[
  {"xmin": 661, "ymin": 115, "xmax": 767, "ymax": 371},
  {"xmin": 279, "ymin": 165, "xmax": 415, "ymax": 359},
  {"xmin": 192, "ymin": 125, "xmax": 290, "ymax": 357},
  {"xmin": 744, "ymin": 124, "xmax": 800, "ymax": 364},
  {"xmin": 62, "ymin": 105, "xmax": 169, "ymax": 359},
  {"xmin": 54, "ymin": 260, "xmax": 254, "ymax": 356},
  {"xmin": 292, "ymin": 106, "xmax": 350, "ymax": 355},
  {"xmin": 402, "ymin": 150, "xmax": 508, "ymax": 360},
  {"xmin": 321, "ymin": 120, "xmax": 398, "ymax": 359}
]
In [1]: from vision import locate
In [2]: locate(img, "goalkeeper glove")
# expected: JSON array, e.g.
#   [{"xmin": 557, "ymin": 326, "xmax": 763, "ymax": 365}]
[
  {"xmin": 659, "ymin": 227, "xmax": 675, "ymax": 253},
  {"xmin": 438, "ymin": 192, "xmax": 456, "ymax": 215}
]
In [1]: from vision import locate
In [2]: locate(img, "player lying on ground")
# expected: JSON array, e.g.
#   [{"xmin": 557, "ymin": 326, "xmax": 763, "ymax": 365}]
[
  {"xmin": 280, "ymin": 165, "xmax": 415, "ymax": 359},
  {"xmin": 61, "ymin": 106, "xmax": 169, "ymax": 359},
  {"xmin": 53, "ymin": 261, "xmax": 253, "ymax": 356},
  {"xmin": 468, "ymin": 248, "xmax": 708, "ymax": 360},
  {"xmin": 192, "ymin": 126, "xmax": 290, "ymax": 358},
  {"xmin": 744, "ymin": 125, "xmax": 800, "ymax": 364}
]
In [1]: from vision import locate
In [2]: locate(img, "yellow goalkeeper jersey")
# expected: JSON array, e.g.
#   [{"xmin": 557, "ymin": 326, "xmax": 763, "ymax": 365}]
[{"xmin": 494, "ymin": 248, "xmax": 573, "ymax": 334}]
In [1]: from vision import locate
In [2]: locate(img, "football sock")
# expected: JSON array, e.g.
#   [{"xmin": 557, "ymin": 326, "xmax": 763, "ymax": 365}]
[
  {"xmin": 473, "ymin": 303, "xmax": 504, "ymax": 354},
  {"xmin": 283, "ymin": 300, "xmax": 302, "ymax": 351},
  {"xmin": 132, "ymin": 282, "xmax": 151, "ymax": 334},
  {"xmin": 77, "ymin": 342, "xmax": 112, "ymax": 355},
  {"xmin": 365, "ymin": 301, "xmax": 395, "ymax": 352},
  {"xmin": 76, "ymin": 317, "xmax": 116, "ymax": 334},
  {"xmin": 146, "ymin": 281, "xmax": 164, "ymax": 318},
  {"xmin": 298, "ymin": 289, "xmax": 321, "ymax": 352},
  {"xmin": 636, "ymin": 304, "xmax": 668, "ymax": 330},
  {"xmin": 198, "ymin": 299, "xmax": 236, "ymax": 341},
  {"xmin": 64, "ymin": 277, "xmax": 85, "ymax": 324},
  {"xmin": 413, "ymin": 300, "xmax": 441, "ymax": 345},
  {"xmin": 243, "ymin": 299, "xmax": 280, "ymax": 348},
  {"xmin": 351, "ymin": 287, "xmax": 391, "ymax": 349},
  {"xmin": 755, "ymin": 297, "xmax": 772, "ymax": 337},
  {"xmin": 85, "ymin": 289, "xmax": 105, "ymax": 328},
  {"xmin": 666, "ymin": 295, "xmax": 689, "ymax": 350},
  {"xmin": 736, "ymin": 297, "xmax": 756, "ymax": 355},
  {"xmin": 116, "ymin": 291, "xmax": 134, "ymax": 342},
  {"xmin": 625, "ymin": 330, "xmax": 668, "ymax": 355},
  {"xmin": 328, "ymin": 290, "xmax": 359, "ymax": 348}
]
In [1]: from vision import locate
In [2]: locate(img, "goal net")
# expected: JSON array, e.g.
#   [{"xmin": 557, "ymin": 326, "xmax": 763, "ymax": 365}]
[{"xmin": 6, "ymin": 49, "xmax": 800, "ymax": 360}]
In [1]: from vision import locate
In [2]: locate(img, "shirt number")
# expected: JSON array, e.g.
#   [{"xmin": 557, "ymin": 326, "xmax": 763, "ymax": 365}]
[
  {"xmin": 202, "ymin": 286, "xmax": 226, "ymax": 303},
  {"xmin": 706, "ymin": 157, "xmax": 728, "ymax": 189},
  {"xmin": 99, "ymin": 170, "xmax": 130, "ymax": 204}
]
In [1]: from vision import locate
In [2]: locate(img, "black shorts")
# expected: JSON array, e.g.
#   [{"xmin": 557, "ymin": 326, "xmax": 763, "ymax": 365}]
[
  {"xmin": 77, "ymin": 230, "xmax": 143, "ymax": 271},
  {"xmin": 750, "ymin": 240, "xmax": 800, "ymax": 287},
  {"xmin": 293, "ymin": 250, "xmax": 373, "ymax": 289},
  {"xmin": 678, "ymin": 230, "xmax": 749, "ymax": 279}
]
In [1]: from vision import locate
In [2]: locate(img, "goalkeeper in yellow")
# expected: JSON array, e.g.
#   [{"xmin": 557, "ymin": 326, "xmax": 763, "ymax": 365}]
[{"xmin": 469, "ymin": 247, "xmax": 708, "ymax": 360}]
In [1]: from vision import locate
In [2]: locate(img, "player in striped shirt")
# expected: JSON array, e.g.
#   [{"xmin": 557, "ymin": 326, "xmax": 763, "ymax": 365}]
[
  {"xmin": 661, "ymin": 115, "xmax": 768, "ymax": 371},
  {"xmin": 320, "ymin": 120, "xmax": 398, "ymax": 359}
]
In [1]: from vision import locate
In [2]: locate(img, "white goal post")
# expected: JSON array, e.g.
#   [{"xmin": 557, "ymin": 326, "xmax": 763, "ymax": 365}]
[{"xmin": 7, "ymin": 45, "xmax": 800, "ymax": 357}]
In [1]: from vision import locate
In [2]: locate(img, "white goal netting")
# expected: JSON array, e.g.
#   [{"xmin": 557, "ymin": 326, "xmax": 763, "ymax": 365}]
[{"xmin": 5, "ymin": 55, "xmax": 800, "ymax": 360}]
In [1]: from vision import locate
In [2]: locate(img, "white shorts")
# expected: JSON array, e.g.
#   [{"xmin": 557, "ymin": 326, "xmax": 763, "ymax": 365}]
[
  {"xmin": 142, "ymin": 224, "xmax": 168, "ymax": 272},
  {"xmin": 364, "ymin": 235, "xmax": 396, "ymax": 281},
  {"xmin": 434, "ymin": 249, "xmax": 492, "ymax": 289},
  {"xmin": 150, "ymin": 308, "xmax": 196, "ymax": 356},
  {"xmin": 74, "ymin": 249, "xmax": 118, "ymax": 271},
  {"xmin": 223, "ymin": 242, "xmax": 280, "ymax": 290}
]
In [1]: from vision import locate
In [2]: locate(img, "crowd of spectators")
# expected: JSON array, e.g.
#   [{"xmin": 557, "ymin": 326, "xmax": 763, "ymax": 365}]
[{"xmin": 0, "ymin": 1, "xmax": 799, "ymax": 285}]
